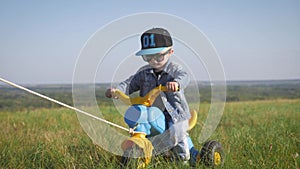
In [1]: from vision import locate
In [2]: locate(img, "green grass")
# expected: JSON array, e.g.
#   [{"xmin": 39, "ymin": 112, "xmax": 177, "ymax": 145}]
[
  {"xmin": 214, "ymin": 99, "xmax": 300, "ymax": 168},
  {"xmin": 1, "ymin": 99, "xmax": 299, "ymax": 168}
]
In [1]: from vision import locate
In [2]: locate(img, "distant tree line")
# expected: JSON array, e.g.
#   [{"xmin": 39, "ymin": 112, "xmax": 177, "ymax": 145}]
[{"xmin": 0, "ymin": 80, "xmax": 299, "ymax": 111}]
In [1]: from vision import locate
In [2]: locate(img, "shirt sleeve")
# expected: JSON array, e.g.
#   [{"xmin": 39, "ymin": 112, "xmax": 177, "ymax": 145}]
[
  {"xmin": 173, "ymin": 64, "xmax": 190, "ymax": 89},
  {"xmin": 117, "ymin": 73, "xmax": 141, "ymax": 95}
]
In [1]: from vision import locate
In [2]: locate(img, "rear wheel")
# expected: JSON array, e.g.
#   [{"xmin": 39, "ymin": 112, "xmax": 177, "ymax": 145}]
[{"xmin": 200, "ymin": 140, "xmax": 224, "ymax": 167}]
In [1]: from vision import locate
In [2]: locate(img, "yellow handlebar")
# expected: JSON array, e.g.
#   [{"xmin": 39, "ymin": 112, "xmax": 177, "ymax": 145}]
[
  {"xmin": 113, "ymin": 85, "xmax": 197, "ymax": 131},
  {"xmin": 113, "ymin": 85, "xmax": 176, "ymax": 107}
]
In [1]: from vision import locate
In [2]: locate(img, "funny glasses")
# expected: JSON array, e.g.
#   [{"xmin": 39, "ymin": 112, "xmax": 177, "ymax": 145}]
[{"xmin": 142, "ymin": 49, "xmax": 170, "ymax": 62}]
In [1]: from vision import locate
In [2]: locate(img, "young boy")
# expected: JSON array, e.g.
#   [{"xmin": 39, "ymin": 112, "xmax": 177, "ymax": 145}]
[{"xmin": 105, "ymin": 27, "xmax": 199, "ymax": 164}]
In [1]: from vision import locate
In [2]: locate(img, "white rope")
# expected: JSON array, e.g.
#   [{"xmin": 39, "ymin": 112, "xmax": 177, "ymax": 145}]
[{"xmin": 0, "ymin": 77, "xmax": 129, "ymax": 132}]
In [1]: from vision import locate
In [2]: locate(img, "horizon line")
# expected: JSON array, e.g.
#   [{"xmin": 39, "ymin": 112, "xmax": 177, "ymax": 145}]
[{"xmin": 1, "ymin": 78, "xmax": 300, "ymax": 87}]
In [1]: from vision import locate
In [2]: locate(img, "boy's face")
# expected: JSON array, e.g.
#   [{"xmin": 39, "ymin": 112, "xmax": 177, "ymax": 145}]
[{"xmin": 142, "ymin": 47, "xmax": 173, "ymax": 71}]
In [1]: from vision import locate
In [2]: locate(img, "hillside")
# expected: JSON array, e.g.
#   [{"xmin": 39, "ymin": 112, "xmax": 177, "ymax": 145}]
[{"xmin": 0, "ymin": 79, "xmax": 299, "ymax": 111}]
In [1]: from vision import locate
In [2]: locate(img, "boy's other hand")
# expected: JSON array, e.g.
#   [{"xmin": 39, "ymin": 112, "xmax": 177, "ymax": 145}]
[
  {"xmin": 166, "ymin": 82, "xmax": 179, "ymax": 92},
  {"xmin": 105, "ymin": 88, "xmax": 117, "ymax": 98}
]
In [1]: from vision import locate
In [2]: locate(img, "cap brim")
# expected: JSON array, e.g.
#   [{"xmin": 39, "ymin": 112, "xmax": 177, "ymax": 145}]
[{"xmin": 135, "ymin": 47, "xmax": 167, "ymax": 56}]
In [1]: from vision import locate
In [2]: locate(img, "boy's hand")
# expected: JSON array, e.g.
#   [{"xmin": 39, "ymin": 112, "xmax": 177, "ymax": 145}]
[
  {"xmin": 166, "ymin": 82, "xmax": 179, "ymax": 92},
  {"xmin": 105, "ymin": 88, "xmax": 118, "ymax": 98}
]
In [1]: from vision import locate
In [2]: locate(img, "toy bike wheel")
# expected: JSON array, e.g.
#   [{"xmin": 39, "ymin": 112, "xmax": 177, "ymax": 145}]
[
  {"xmin": 200, "ymin": 140, "xmax": 224, "ymax": 167},
  {"xmin": 120, "ymin": 144, "xmax": 145, "ymax": 169}
]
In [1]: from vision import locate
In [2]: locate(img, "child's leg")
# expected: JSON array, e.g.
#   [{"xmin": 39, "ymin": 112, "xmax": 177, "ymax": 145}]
[
  {"xmin": 171, "ymin": 133, "xmax": 190, "ymax": 161},
  {"xmin": 167, "ymin": 120, "xmax": 190, "ymax": 161},
  {"xmin": 187, "ymin": 136, "xmax": 200, "ymax": 166}
]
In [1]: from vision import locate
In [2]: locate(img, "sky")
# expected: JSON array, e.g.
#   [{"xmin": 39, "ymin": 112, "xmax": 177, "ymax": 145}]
[{"xmin": 0, "ymin": 0, "xmax": 299, "ymax": 84}]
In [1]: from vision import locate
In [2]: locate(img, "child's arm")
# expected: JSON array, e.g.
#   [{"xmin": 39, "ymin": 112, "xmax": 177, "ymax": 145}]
[
  {"xmin": 173, "ymin": 64, "xmax": 190, "ymax": 90},
  {"xmin": 105, "ymin": 72, "xmax": 141, "ymax": 99}
]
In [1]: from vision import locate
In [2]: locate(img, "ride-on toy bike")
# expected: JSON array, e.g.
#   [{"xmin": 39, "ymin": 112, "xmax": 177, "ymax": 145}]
[{"xmin": 112, "ymin": 85, "xmax": 224, "ymax": 168}]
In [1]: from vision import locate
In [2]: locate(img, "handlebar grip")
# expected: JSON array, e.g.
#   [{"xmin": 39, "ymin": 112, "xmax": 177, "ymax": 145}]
[
  {"xmin": 159, "ymin": 85, "xmax": 180, "ymax": 92},
  {"xmin": 112, "ymin": 90, "xmax": 131, "ymax": 105}
]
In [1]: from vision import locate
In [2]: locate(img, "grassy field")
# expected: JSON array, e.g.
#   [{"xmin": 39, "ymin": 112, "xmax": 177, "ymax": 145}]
[{"xmin": 0, "ymin": 99, "xmax": 299, "ymax": 168}]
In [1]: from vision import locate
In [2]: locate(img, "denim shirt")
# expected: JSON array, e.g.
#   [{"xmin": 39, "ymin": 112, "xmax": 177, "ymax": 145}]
[{"xmin": 117, "ymin": 60, "xmax": 191, "ymax": 123}]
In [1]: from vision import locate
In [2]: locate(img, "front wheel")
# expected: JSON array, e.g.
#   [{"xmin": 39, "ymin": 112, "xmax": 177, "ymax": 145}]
[
  {"xmin": 200, "ymin": 140, "xmax": 225, "ymax": 167},
  {"xmin": 120, "ymin": 144, "xmax": 146, "ymax": 169}
]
